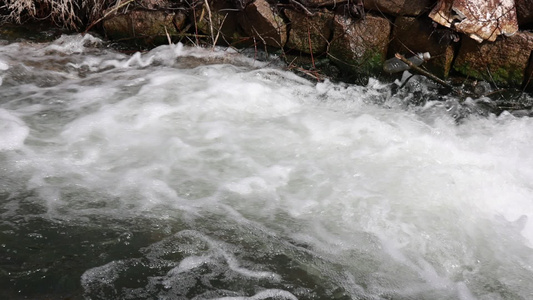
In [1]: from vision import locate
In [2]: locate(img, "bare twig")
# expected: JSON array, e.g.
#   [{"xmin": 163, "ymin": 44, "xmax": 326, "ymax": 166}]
[
  {"xmin": 288, "ymin": 0, "xmax": 316, "ymax": 16},
  {"xmin": 395, "ymin": 54, "xmax": 452, "ymax": 87},
  {"xmin": 192, "ymin": 3, "xmax": 201, "ymax": 46},
  {"xmin": 83, "ymin": 0, "xmax": 135, "ymax": 34},
  {"xmin": 213, "ymin": 13, "xmax": 228, "ymax": 49},
  {"xmin": 395, "ymin": 53, "xmax": 479, "ymax": 99},
  {"xmin": 307, "ymin": 26, "xmax": 315, "ymax": 69},
  {"xmin": 204, "ymin": 0, "xmax": 215, "ymax": 46},
  {"xmin": 164, "ymin": 25, "xmax": 172, "ymax": 45}
]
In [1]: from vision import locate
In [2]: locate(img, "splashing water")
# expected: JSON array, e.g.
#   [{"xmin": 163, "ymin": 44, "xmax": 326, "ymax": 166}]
[{"xmin": 0, "ymin": 34, "xmax": 532, "ymax": 300}]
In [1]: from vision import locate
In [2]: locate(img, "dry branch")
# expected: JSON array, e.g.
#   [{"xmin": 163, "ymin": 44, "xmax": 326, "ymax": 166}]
[
  {"xmin": 83, "ymin": 0, "xmax": 135, "ymax": 33},
  {"xmin": 394, "ymin": 53, "xmax": 475, "ymax": 98}
]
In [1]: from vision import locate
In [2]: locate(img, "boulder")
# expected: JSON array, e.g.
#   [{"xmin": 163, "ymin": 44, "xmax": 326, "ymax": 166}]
[
  {"xmin": 516, "ymin": 0, "xmax": 533, "ymax": 26},
  {"xmin": 454, "ymin": 32, "xmax": 533, "ymax": 86},
  {"xmin": 238, "ymin": 0, "xmax": 287, "ymax": 47},
  {"xmin": 296, "ymin": 0, "xmax": 351, "ymax": 7},
  {"xmin": 194, "ymin": 0, "xmax": 247, "ymax": 46},
  {"xmin": 429, "ymin": 0, "xmax": 519, "ymax": 43},
  {"xmin": 363, "ymin": 0, "xmax": 435, "ymax": 16},
  {"xmin": 285, "ymin": 8, "xmax": 333, "ymax": 54},
  {"xmin": 136, "ymin": 0, "xmax": 176, "ymax": 10},
  {"xmin": 103, "ymin": 10, "xmax": 186, "ymax": 44},
  {"xmin": 388, "ymin": 16, "xmax": 456, "ymax": 78},
  {"xmin": 329, "ymin": 14, "xmax": 390, "ymax": 77}
]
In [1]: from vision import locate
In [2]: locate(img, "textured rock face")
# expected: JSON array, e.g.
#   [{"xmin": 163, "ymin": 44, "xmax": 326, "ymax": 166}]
[
  {"xmin": 516, "ymin": 0, "xmax": 533, "ymax": 26},
  {"xmin": 71, "ymin": 0, "xmax": 533, "ymax": 87},
  {"xmin": 238, "ymin": 0, "xmax": 287, "ymax": 47},
  {"xmin": 329, "ymin": 14, "xmax": 390, "ymax": 76},
  {"xmin": 136, "ymin": 0, "xmax": 175, "ymax": 10},
  {"xmin": 429, "ymin": 0, "xmax": 519, "ymax": 42},
  {"xmin": 195, "ymin": 0, "xmax": 246, "ymax": 46},
  {"xmin": 454, "ymin": 32, "xmax": 533, "ymax": 86},
  {"xmin": 285, "ymin": 9, "xmax": 333, "ymax": 54},
  {"xmin": 298, "ymin": 0, "xmax": 350, "ymax": 7},
  {"xmin": 103, "ymin": 10, "xmax": 186, "ymax": 43},
  {"xmin": 363, "ymin": 0, "xmax": 435, "ymax": 16},
  {"xmin": 389, "ymin": 16, "xmax": 455, "ymax": 78}
]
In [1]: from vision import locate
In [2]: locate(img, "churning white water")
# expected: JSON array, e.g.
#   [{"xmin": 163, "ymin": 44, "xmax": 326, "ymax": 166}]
[{"xmin": 1, "ymin": 34, "xmax": 533, "ymax": 300}]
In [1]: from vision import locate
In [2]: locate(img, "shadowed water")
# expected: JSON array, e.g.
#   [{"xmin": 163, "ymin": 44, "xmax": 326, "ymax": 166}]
[{"xmin": 1, "ymin": 35, "xmax": 533, "ymax": 300}]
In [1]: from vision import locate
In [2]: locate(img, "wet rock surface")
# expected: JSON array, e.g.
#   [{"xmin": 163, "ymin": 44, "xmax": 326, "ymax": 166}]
[
  {"xmin": 363, "ymin": 0, "xmax": 435, "ymax": 16},
  {"xmin": 285, "ymin": 8, "xmax": 333, "ymax": 54},
  {"xmin": 238, "ymin": 0, "xmax": 287, "ymax": 47},
  {"xmin": 389, "ymin": 16, "xmax": 456, "ymax": 78},
  {"xmin": 195, "ymin": 0, "xmax": 247, "ymax": 47},
  {"xmin": 103, "ymin": 10, "xmax": 186, "ymax": 45},
  {"xmin": 454, "ymin": 32, "xmax": 533, "ymax": 87},
  {"xmin": 329, "ymin": 14, "xmax": 390, "ymax": 80}
]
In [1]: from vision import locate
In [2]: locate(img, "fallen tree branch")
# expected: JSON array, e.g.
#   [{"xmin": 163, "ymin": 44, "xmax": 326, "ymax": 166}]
[
  {"xmin": 394, "ymin": 53, "xmax": 451, "ymax": 89},
  {"xmin": 394, "ymin": 53, "xmax": 475, "ymax": 99},
  {"xmin": 288, "ymin": 0, "xmax": 316, "ymax": 16}
]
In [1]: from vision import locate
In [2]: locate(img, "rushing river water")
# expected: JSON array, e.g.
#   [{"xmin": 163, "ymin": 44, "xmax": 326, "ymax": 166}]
[{"xmin": 1, "ymin": 34, "xmax": 533, "ymax": 300}]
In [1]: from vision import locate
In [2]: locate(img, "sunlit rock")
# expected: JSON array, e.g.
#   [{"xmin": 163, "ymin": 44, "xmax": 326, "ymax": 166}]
[
  {"xmin": 454, "ymin": 32, "xmax": 533, "ymax": 86},
  {"xmin": 285, "ymin": 8, "xmax": 333, "ymax": 54},
  {"xmin": 429, "ymin": 0, "xmax": 519, "ymax": 42},
  {"xmin": 329, "ymin": 14, "xmax": 390, "ymax": 79},
  {"xmin": 364, "ymin": 0, "xmax": 435, "ymax": 16},
  {"xmin": 388, "ymin": 16, "xmax": 456, "ymax": 78},
  {"xmin": 238, "ymin": 0, "xmax": 287, "ymax": 47}
]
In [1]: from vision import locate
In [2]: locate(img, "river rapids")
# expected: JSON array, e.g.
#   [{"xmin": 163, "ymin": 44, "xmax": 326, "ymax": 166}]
[{"xmin": 0, "ymin": 34, "xmax": 532, "ymax": 300}]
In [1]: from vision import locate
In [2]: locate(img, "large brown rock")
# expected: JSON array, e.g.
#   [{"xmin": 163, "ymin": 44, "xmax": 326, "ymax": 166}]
[
  {"xmin": 103, "ymin": 10, "xmax": 186, "ymax": 44},
  {"xmin": 136, "ymin": 0, "xmax": 176, "ymax": 10},
  {"xmin": 300, "ymin": 0, "xmax": 346, "ymax": 6},
  {"xmin": 285, "ymin": 9, "xmax": 333, "ymax": 54},
  {"xmin": 429, "ymin": 0, "xmax": 519, "ymax": 43},
  {"xmin": 195, "ymin": 0, "xmax": 247, "ymax": 46},
  {"xmin": 363, "ymin": 0, "xmax": 435, "ymax": 16},
  {"xmin": 516, "ymin": 0, "xmax": 533, "ymax": 26},
  {"xmin": 454, "ymin": 32, "xmax": 533, "ymax": 86},
  {"xmin": 388, "ymin": 16, "xmax": 456, "ymax": 78},
  {"xmin": 238, "ymin": 0, "xmax": 287, "ymax": 47},
  {"xmin": 329, "ymin": 14, "xmax": 390, "ymax": 77}
]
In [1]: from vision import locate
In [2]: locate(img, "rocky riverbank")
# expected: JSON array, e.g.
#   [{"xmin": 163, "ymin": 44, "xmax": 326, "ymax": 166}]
[{"xmin": 1, "ymin": 0, "xmax": 533, "ymax": 92}]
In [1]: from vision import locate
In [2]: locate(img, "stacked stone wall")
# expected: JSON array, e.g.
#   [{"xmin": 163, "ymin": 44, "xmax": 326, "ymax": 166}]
[{"xmin": 2, "ymin": 0, "xmax": 532, "ymax": 89}]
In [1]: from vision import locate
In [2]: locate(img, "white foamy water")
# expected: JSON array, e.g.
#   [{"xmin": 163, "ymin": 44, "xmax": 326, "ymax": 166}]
[{"xmin": 1, "ymin": 34, "xmax": 533, "ymax": 300}]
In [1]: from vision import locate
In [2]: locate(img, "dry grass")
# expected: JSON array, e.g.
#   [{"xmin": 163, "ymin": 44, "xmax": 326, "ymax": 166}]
[{"xmin": 0, "ymin": 0, "xmax": 121, "ymax": 29}]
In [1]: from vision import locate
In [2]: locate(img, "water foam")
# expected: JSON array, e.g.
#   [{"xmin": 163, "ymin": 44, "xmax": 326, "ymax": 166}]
[
  {"xmin": 1, "ymin": 35, "xmax": 533, "ymax": 299},
  {"xmin": 0, "ymin": 108, "xmax": 29, "ymax": 150}
]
